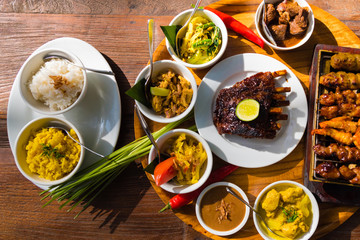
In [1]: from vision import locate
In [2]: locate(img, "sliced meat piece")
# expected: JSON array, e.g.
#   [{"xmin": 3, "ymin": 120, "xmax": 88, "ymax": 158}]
[
  {"xmin": 278, "ymin": 11, "xmax": 290, "ymax": 24},
  {"xmin": 339, "ymin": 165, "xmax": 357, "ymax": 180},
  {"xmin": 270, "ymin": 24, "xmax": 288, "ymax": 41},
  {"xmin": 265, "ymin": 4, "xmax": 277, "ymax": 25},
  {"xmin": 276, "ymin": 0, "xmax": 302, "ymax": 17},
  {"xmin": 315, "ymin": 162, "xmax": 340, "ymax": 179},
  {"xmin": 289, "ymin": 8, "xmax": 309, "ymax": 35}
]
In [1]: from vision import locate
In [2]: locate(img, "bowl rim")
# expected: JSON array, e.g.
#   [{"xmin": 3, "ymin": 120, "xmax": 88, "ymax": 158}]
[
  {"xmin": 166, "ymin": 8, "xmax": 228, "ymax": 69},
  {"xmin": 18, "ymin": 48, "xmax": 88, "ymax": 115},
  {"xmin": 253, "ymin": 180, "xmax": 320, "ymax": 240},
  {"xmin": 135, "ymin": 59, "xmax": 197, "ymax": 123},
  {"xmin": 195, "ymin": 181, "xmax": 250, "ymax": 236},
  {"xmin": 254, "ymin": 0, "xmax": 315, "ymax": 51},
  {"xmin": 14, "ymin": 116, "xmax": 85, "ymax": 186},
  {"xmin": 148, "ymin": 128, "xmax": 213, "ymax": 194}
]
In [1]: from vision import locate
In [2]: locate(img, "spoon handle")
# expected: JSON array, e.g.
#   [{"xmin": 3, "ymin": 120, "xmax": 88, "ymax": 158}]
[
  {"xmin": 134, "ymin": 104, "xmax": 161, "ymax": 157},
  {"xmin": 147, "ymin": 19, "xmax": 154, "ymax": 80},
  {"xmin": 185, "ymin": 0, "xmax": 203, "ymax": 27}
]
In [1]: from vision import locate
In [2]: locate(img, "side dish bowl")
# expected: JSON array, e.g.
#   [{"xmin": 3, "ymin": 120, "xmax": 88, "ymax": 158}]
[
  {"xmin": 166, "ymin": 9, "xmax": 228, "ymax": 69},
  {"xmin": 19, "ymin": 48, "xmax": 88, "ymax": 115},
  {"xmin": 195, "ymin": 182, "xmax": 250, "ymax": 236},
  {"xmin": 14, "ymin": 116, "xmax": 85, "ymax": 186},
  {"xmin": 255, "ymin": 0, "xmax": 314, "ymax": 51},
  {"xmin": 253, "ymin": 180, "xmax": 319, "ymax": 240},
  {"xmin": 135, "ymin": 60, "xmax": 197, "ymax": 123},
  {"xmin": 148, "ymin": 129, "xmax": 213, "ymax": 194}
]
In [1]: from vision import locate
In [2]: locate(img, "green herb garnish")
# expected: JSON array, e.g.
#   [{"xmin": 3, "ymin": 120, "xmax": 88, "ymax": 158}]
[
  {"xmin": 41, "ymin": 143, "xmax": 64, "ymax": 159},
  {"xmin": 282, "ymin": 207, "xmax": 299, "ymax": 223}
]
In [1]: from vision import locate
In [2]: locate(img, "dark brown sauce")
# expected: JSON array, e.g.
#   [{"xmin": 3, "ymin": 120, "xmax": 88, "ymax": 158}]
[{"xmin": 200, "ymin": 186, "xmax": 246, "ymax": 231}]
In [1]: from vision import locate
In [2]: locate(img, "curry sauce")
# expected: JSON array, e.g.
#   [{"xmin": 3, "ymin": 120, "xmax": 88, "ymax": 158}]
[{"xmin": 200, "ymin": 186, "xmax": 246, "ymax": 231}]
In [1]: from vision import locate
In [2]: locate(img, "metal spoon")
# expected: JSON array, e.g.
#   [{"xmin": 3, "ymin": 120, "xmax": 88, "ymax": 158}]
[
  {"xmin": 134, "ymin": 104, "xmax": 161, "ymax": 162},
  {"xmin": 144, "ymin": 18, "xmax": 155, "ymax": 103},
  {"xmin": 175, "ymin": 0, "xmax": 203, "ymax": 56},
  {"xmin": 47, "ymin": 126, "xmax": 104, "ymax": 158},
  {"xmin": 226, "ymin": 187, "xmax": 284, "ymax": 238},
  {"xmin": 43, "ymin": 54, "xmax": 115, "ymax": 75},
  {"xmin": 262, "ymin": 0, "xmax": 278, "ymax": 46}
]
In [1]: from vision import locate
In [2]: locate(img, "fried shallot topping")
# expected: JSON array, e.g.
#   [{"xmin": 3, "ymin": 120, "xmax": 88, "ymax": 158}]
[
  {"xmin": 50, "ymin": 75, "xmax": 68, "ymax": 89},
  {"xmin": 216, "ymin": 199, "xmax": 231, "ymax": 224}
]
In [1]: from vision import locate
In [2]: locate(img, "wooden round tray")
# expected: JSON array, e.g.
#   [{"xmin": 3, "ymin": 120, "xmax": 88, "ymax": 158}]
[{"xmin": 134, "ymin": 1, "xmax": 360, "ymax": 239}]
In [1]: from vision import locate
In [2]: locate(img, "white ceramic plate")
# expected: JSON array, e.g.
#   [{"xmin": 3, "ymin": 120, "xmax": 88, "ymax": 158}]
[
  {"xmin": 7, "ymin": 37, "xmax": 121, "ymax": 188},
  {"xmin": 195, "ymin": 53, "xmax": 307, "ymax": 168}
]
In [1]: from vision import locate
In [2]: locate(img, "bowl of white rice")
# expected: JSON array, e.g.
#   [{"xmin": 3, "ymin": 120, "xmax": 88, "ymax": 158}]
[{"xmin": 19, "ymin": 48, "xmax": 87, "ymax": 115}]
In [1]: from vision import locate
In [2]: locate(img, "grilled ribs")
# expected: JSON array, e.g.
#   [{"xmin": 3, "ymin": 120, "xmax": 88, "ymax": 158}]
[{"xmin": 213, "ymin": 71, "xmax": 287, "ymax": 139}]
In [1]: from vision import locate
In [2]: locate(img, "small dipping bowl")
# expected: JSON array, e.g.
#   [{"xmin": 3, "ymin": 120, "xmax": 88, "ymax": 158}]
[
  {"xmin": 195, "ymin": 182, "xmax": 250, "ymax": 236},
  {"xmin": 14, "ymin": 116, "xmax": 85, "ymax": 186},
  {"xmin": 135, "ymin": 60, "xmax": 197, "ymax": 123},
  {"xmin": 254, "ymin": 180, "xmax": 319, "ymax": 240},
  {"xmin": 19, "ymin": 48, "xmax": 88, "ymax": 115},
  {"xmin": 166, "ymin": 9, "xmax": 228, "ymax": 69},
  {"xmin": 255, "ymin": 0, "xmax": 315, "ymax": 51},
  {"xmin": 148, "ymin": 129, "xmax": 213, "ymax": 194}
]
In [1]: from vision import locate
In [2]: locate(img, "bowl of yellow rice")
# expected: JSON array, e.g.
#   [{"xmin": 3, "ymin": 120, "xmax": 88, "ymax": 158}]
[{"xmin": 14, "ymin": 116, "xmax": 84, "ymax": 186}]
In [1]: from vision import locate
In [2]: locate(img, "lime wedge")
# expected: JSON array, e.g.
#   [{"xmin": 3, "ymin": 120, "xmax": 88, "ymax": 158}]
[
  {"xmin": 235, "ymin": 99, "xmax": 260, "ymax": 121},
  {"xmin": 150, "ymin": 87, "xmax": 170, "ymax": 96}
]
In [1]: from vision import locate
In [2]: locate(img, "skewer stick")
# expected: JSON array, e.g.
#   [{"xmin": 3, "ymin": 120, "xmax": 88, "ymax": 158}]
[
  {"xmin": 274, "ymin": 100, "xmax": 290, "ymax": 107},
  {"xmin": 270, "ymin": 107, "xmax": 283, "ymax": 114},
  {"xmin": 272, "ymin": 94, "xmax": 286, "ymax": 101},
  {"xmin": 275, "ymin": 87, "xmax": 291, "ymax": 93},
  {"xmin": 272, "ymin": 70, "xmax": 287, "ymax": 77}
]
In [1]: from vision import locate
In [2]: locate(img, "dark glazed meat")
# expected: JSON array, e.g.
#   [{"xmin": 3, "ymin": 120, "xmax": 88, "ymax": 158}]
[
  {"xmin": 313, "ymin": 143, "xmax": 360, "ymax": 163},
  {"xmin": 289, "ymin": 8, "xmax": 309, "ymax": 35},
  {"xmin": 339, "ymin": 165, "xmax": 357, "ymax": 180},
  {"xmin": 265, "ymin": 4, "xmax": 277, "ymax": 25},
  {"xmin": 213, "ymin": 72, "xmax": 285, "ymax": 139},
  {"xmin": 315, "ymin": 162, "xmax": 340, "ymax": 179},
  {"xmin": 271, "ymin": 24, "xmax": 288, "ymax": 41}
]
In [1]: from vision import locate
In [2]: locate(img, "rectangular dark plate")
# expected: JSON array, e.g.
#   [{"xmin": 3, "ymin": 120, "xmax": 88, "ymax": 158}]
[{"xmin": 304, "ymin": 44, "xmax": 360, "ymax": 206}]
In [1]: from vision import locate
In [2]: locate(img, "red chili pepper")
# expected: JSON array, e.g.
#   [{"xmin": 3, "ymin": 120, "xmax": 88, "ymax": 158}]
[
  {"xmin": 204, "ymin": 6, "xmax": 265, "ymax": 49},
  {"xmin": 159, "ymin": 164, "xmax": 239, "ymax": 212},
  {"xmin": 154, "ymin": 157, "xmax": 178, "ymax": 186}
]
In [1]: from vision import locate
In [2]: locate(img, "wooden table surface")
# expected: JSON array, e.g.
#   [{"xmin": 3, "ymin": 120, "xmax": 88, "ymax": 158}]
[{"xmin": 1, "ymin": 0, "xmax": 360, "ymax": 239}]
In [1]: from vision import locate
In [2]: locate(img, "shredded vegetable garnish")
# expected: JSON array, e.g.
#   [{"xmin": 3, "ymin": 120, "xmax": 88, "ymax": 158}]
[{"xmin": 40, "ymin": 113, "xmax": 194, "ymax": 218}]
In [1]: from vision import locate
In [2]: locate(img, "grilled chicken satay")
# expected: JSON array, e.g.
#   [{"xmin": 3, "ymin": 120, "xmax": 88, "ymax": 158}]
[
  {"xmin": 319, "ymin": 71, "xmax": 360, "ymax": 90},
  {"xmin": 319, "ymin": 89, "xmax": 360, "ymax": 106},
  {"xmin": 319, "ymin": 116, "xmax": 357, "ymax": 133},
  {"xmin": 313, "ymin": 143, "xmax": 360, "ymax": 162},
  {"xmin": 331, "ymin": 52, "xmax": 360, "ymax": 72},
  {"xmin": 339, "ymin": 165, "xmax": 357, "ymax": 180},
  {"xmin": 311, "ymin": 128, "xmax": 353, "ymax": 145},
  {"xmin": 315, "ymin": 162, "xmax": 340, "ymax": 179},
  {"xmin": 349, "ymin": 167, "xmax": 360, "ymax": 184},
  {"xmin": 320, "ymin": 104, "xmax": 360, "ymax": 119}
]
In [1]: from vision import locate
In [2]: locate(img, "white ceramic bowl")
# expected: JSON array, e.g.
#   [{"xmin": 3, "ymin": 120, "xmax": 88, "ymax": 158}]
[
  {"xmin": 19, "ymin": 48, "xmax": 88, "ymax": 115},
  {"xmin": 195, "ymin": 182, "xmax": 250, "ymax": 236},
  {"xmin": 135, "ymin": 60, "xmax": 197, "ymax": 123},
  {"xmin": 255, "ymin": 0, "xmax": 315, "ymax": 51},
  {"xmin": 148, "ymin": 129, "xmax": 213, "ymax": 194},
  {"xmin": 253, "ymin": 180, "xmax": 319, "ymax": 240},
  {"xmin": 166, "ymin": 9, "xmax": 228, "ymax": 69},
  {"xmin": 14, "ymin": 116, "xmax": 85, "ymax": 186}
]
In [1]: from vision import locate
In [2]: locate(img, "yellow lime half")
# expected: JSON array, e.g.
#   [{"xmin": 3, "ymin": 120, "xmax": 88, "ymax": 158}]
[
  {"xmin": 150, "ymin": 87, "xmax": 170, "ymax": 96},
  {"xmin": 235, "ymin": 99, "xmax": 260, "ymax": 121}
]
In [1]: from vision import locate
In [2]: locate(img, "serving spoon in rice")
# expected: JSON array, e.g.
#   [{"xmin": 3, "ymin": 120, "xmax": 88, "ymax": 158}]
[
  {"xmin": 47, "ymin": 126, "xmax": 105, "ymax": 158},
  {"xmin": 43, "ymin": 55, "xmax": 115, "ymax": 75}
]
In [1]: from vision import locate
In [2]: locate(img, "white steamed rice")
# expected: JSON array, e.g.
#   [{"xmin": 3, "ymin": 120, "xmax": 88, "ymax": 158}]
[{"xmin": 28, "ymin": 59, "xmax": 84, "ymax": 111}]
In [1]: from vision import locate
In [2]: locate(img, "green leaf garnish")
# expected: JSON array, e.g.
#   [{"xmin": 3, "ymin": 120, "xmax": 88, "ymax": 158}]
[
  {"xmin": 282, "ymin": 207, "xmax": 299, "ymax": 223},
  {"xmin": 160, "ymin": 25, "xmax": 181, "ymax": 51},
  {"xmin": 41, "ymin": 143, "xmax": 64, "ymax": 159},
  {"xmin": 125, "ymin": 78, "xmax": 151, "ymax": 108}
]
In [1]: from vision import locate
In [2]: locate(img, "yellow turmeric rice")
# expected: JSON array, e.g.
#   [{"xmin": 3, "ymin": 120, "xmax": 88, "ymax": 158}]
[{"xmin": 25, "ymin": 128, "xmax": 81, "ymax": 180}]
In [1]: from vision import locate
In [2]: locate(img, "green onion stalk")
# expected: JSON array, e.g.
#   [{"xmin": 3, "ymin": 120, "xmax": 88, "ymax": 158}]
[{"xmin": 40, "ymin": 113, "xmax": 195, "ymax": 219}]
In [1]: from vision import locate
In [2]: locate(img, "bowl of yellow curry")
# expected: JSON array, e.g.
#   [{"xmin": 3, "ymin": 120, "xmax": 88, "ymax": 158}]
[
  {"xmin": 135, "ymin": 60, "xmax": 197, "ymax": 123},
  {"xmin": 166, "ymin": 9, "xmax": 228, "ymax": 69},
  {"xmin": 254, "ymin": 180, "xmax": 319, "ymax": 240},
  {"xmin": 148, "ymin": 129, "xmax": 213, "ymax": 194},
  {"xmin": 14, "ymin": 116, "xmax": 84, "ymax": 186}
]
